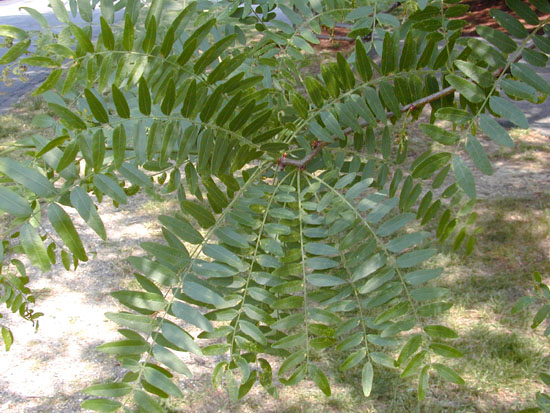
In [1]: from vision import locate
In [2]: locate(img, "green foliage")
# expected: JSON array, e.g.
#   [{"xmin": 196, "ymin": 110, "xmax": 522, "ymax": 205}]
[
  {"xmin": 1, "ymin": 0, "xmax": 549, "ymax": 410},
  {"xmin": 514, "ymin": 271, "xmax": 550, "ymax": 412}
]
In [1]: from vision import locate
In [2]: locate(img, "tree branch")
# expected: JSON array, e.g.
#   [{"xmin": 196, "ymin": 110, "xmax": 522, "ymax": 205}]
[
  {"xmin": 278, "ymin": 42, "xmax": 535, "ymax": 170},
  {"xmin": 277, "ymin": 86, "xmax": 454, "ymax": 169}
]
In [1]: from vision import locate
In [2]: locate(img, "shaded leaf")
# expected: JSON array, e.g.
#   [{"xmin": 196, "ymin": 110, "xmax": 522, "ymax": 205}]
[{"xmin": 48, "ymin": 204, "xmax": 87, "ymax": 261}]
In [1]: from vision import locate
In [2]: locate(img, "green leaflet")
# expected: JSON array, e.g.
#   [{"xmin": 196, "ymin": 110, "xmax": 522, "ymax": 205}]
[
  {"xmin": 240, "ymin": 319, "xmax": 267, "ymax": 346},
  {"xmin": 105, "ymin": 312, "xmax": 156, "ymax": 333},
  {"xmin": 99, "ymin": 16, "xmax": 114, "ymax": 50},
  {"xmin": 138, "ymin": 77, "xmax": 151, "ymax": 115},
  {"xmin": 379, "ymin": 81, "xmax": 401, "ymax": 117},
  {"xmin": 466, "ymin": 135, "xmax": 493, "ymax": 175},
  {"xmin": 92, "ymin": 130, "xmax": 106, "ymax": 172},
  {"xmin": 20, "ymin": 223, "xmax": 51, "ymax": 271},
  {"xmin": 396, "ymin": 248, "xmax": 436, "ymax": 268},
  {"xmin": 93, "ymin": 174, "xmax": 127, "ymax": 204},
  {"xmin": 119, "ymin": 163, "xmax": 154, "ymax": 189},
  {"xmin": 84, "ymin": 89, "xmax": 109, "ymax": 124},
  {"xmin": 381, "ymin": 31, "xmax": 397, "ymax": 74},
  {"xmin": 32, "ymin": 69, "xmax": 63, "ymax": 96},
  {"xmin": 194, "ymin": 34, "xmax": 237, "ymax": 74},
  {"xmin": 69, "ymin": 23, "xmax": 94, "ymax": 53},
  {"xmin": 435, "ymin": 107, "xmax": 473, "ymax": 125},
  {"xmin": 111, "ymin": 290, "xmax": 166, "ymax": 312},
  {"xmin": 305, "ymin": 242, "xmax": 339, "ymax": 256},
  {"xmin": 47, "ymin": 103, "xmax": 87, "ymax": 130},
  {"xmin": 411, "ymin": 287, "xmax": 449, "ymax": 301},
  {"xmin": 419, "ymin": 124, "xmax": 459, "ymax": 145},
  {"xmin": 181, "ymin": 200, "xmax": 216, "ymax": 228},
  {"xmin": 364, "ymin": 87, "xmax": 387, "ymax": 122},
  {"xmin": 404, "ymin": 268, "xmax": 443, "ymax": 285},
  {"xmin": 387, "ymin": 232, "xmax": 430, "ymax": 254},
  {"xmin": 507, "ymin": 0, "xmax": 539, "ymax": 23},
  {"xmin": 489, "ymin": 9, "xmax": 528, "ymax": 38},
  {"xmin": 171, "ymin": 301, "xmax": 214, "ymax": 332},
  {"xmin": 479, "ymin": 114, "xmax": 514, "ymax": 147},
  {"xmin": 511, "ymin": 63, "xmax": 550, "ymax": 95},
  {"xmin": 452, "ymin": 155, "xmax": 476, "ymax": 199},
  {"xmin": 366, "ymin": 198, "xmax": 398, "ymax": 223},
  {"xmin": 142, "ymin": 16, "xmax": 157, "ymax": 53},
  {"xmin": 397, "ymin": 334, "xmax": 422, "ymax": 366},
  {"xmin": 401, "ymin": 350, "xmax": 426, "ymax": 378},
  {"xmin": 153, "ymin": 345, "xmax": 192, "ymax": 377},
  {"xmin": 418, "ymin": 365, "xmax": 429, "ymax": 401},
  {"xmin": 523, "ymin": 48, "xmax": 547, "ymax": 67},
  {"xmin": 159, "ymin": 215, "xmax": 203, "ymax": 244},
  {"xmin": 310, "ymin": 364, "xmax": 331, "ymax": 396},
  {"xmin": 161, "ymin": 79, "xmax": 175, "ymax": 115},
  {"xmin": 82, "ymin": 383, "xmax": 132, "ymax": 397},
  {"xmin": 467, "ymin": 38, "xmax": 506, "ymax": 68},
  {"xmin": 433, "ymin": 363, "xmax": 465, "ymax": 385},
  {"xmin": 202, "ymin": 244, "xmax": 246, "ymax": 271},
  {"xmin": 133, "ymin": 390, "xmax": 163, "ymax": 413},
  {"xmin": 161, "ymin": 321, "xmax": 202, "ymax": 355},
  {"xmin": 362, "ymin": 361, "xmax": 374, "ymax": 397},
  {"xmin": 141, "ymin": 242, "xmax": 189, "ymax": 270},
  {"xmin": 0, "ymin": 40, "xmax": 30, "ymax": 65},
  {"xmin": 351, "ymin": 253, "xmax": 386, "ymax": 282},
  {"xmin": 50, "ymin": 0, "xmax": 70, "ymax": 23},
  {"xmin": 48, "ymin": 204, "xmax": 87, "ymax": 261},
  {"xmin": 0, "ymin": 187, "xmax": 32, "ymax": 217},
  {"xmin": 501, "ymin": 79, "xmax": 537, "ymax": 101},
  {"xmin": 0, "ymin": 25, "xmax": 28, "ymax": 40},
  {"xmin": 143, "ymin": 366, "xmax": 182, "ymax": 397},
  {"xmin": 370, "ymin": 351, "xmax": 397, "ymax": 369},
  {"xmin": 80, "ymin": 399, "xmax": 122, "ymax": 412},
  {"xmin": 429, "ymin": 343, "xmax": 464, "ymax": 358},
  {"xmin": 424, "ymin": 325, "xmax": 458, "ymax": 338},
  {"xmin": 20, "ymin": 7, "xmax": 49, "ymax": 28},
  {"xmin": 355, "ymin": 39, "xmax": 372, "ymax": 81},
  {"xmin": 476, "ymin": 26, "xmax": 517, "ymax": 53},
  {"xmin": 122, "ymin": 14, "xmax": 134, "ymax": 51},
  {"xmin": 128, "ymin": 256, "xmax": 178, "ymax": 286},
  {"xmin": 308, "ymin": 274, "xmax": 346, "ymax": 287},
  {"xmin": 445, "ymin": 74, "xmax": 484, "ymax": 103},
  {"xmin": 111, "ymin": 85, "xmax": 130, "ymax": 119},
  {"xmin": 400, "ymin": 31, "xmax": 417, "ymax": 70},
  {"xmin": 377, "ymin": 213, "xmax": 416, "ymax": 237},
  {"xmin": 183, "ymin": 281, "xmax": 226, "ymax": 308},
  {"xmin": 305, "ymin": 76, "xmax": 325, "ymax": 107},
  {"xmin": 215, "ymin": 227, "xmax": 249, "ymax": 249},
  {"xmin": 97, "ymin": 339, "xmax": 148, "ymax": 355},
  {"xmin": 112, "ymin": 125, "xmax": 126, "ymax": 169},
  {"xmin": 306, "ymin": 257, "xmax": 339, "ymax": 270},
  {"xmin": 454, "ymin": 60, "xmax": 494, "ymax": 88}
]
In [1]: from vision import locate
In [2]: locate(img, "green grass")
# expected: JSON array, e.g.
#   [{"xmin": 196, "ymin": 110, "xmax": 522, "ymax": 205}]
[{"xmin": 0, "ymin": 95, "xmax": 53, "ymax": 161}]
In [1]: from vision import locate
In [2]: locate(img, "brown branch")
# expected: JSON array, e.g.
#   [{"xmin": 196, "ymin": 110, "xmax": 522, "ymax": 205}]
[
  {"xmin": 278, "ymin": 141, "xmax": 329, "ymax": 169},
  {"xmin": 278, "ymin": 39, "xmax": 539, "ymax": 170},
  {"xmin": 278, "ymin": 86, "xmax": 455, "ymax": 169}
]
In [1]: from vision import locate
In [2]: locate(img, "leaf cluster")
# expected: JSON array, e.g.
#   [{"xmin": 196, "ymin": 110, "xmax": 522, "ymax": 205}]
[{"xmin": 0, "ymin": 0, "xmax": 549, "ymax": 410}]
